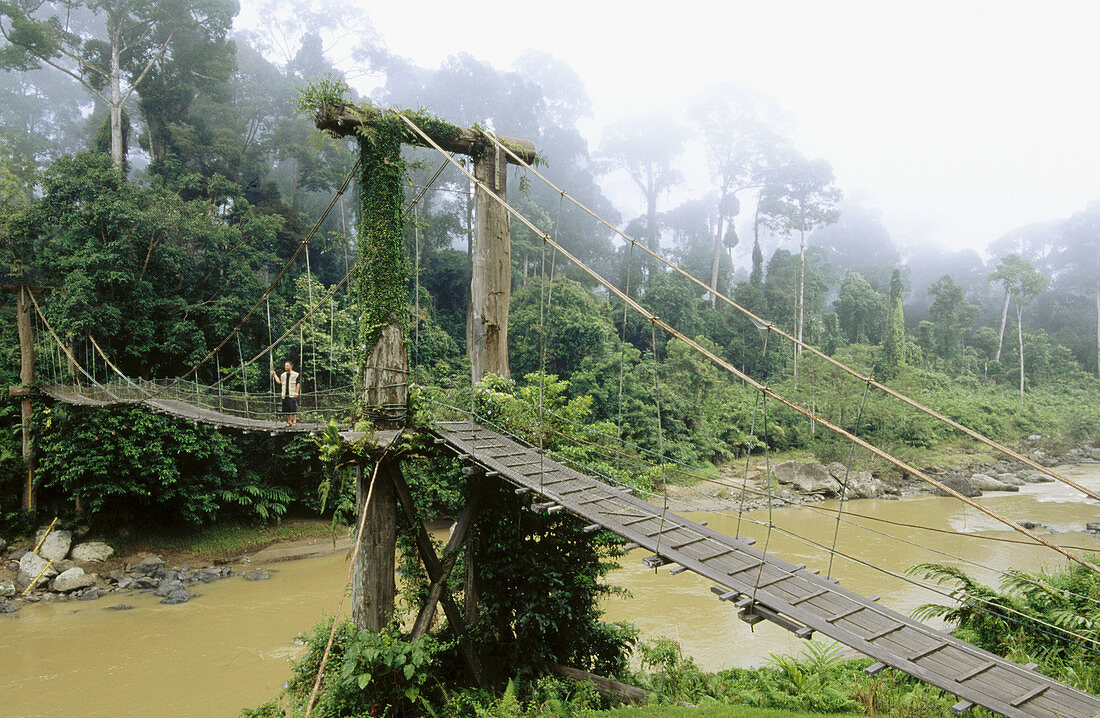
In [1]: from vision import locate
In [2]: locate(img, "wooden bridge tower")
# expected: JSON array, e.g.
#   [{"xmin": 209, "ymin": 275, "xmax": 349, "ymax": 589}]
[{"xmin": 316, "ymin": 107, "xmax": 535, "ymax": 642}]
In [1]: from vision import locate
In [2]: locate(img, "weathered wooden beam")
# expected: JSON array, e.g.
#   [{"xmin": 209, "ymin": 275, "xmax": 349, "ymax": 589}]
[
  {"xmin": 410, "ymin": 491, "xmax": 483, "ymax": 640},
  {"xmin": 549, "ymin": 664, "xmax": 653, "ymax": 706},
  {"xmin": 352, "ymin": 461, "xmax": 397, "ymax": 632},
  {"xmin": 390, "ymin": 466, "xmax": 485, "ymax": 687},
  {"xmin": 315, "ymin": 103, "xmax": 536, "ymax": 163}
]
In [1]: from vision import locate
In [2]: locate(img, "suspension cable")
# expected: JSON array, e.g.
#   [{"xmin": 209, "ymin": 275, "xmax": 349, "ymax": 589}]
[
  {"xmin": 478, "ymin": 128, "xmax": 1100, "ymax": 505},
  {"xmin": 828, "ymin": 374, "xmax": 872, "ymax": 579},
  {"xmin": 427, "ymin": 397, "xmax": 1100, "ymax": 652},
  {"xmin": 397, "ymin": 111, "xmax": 1100, "ymax": 575}
]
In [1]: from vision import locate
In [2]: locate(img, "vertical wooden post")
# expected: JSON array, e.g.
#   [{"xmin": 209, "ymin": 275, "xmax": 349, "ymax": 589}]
[
  {"xmin": 352, "ymin": 461, "xmax": 397, "ymax": 631},
  {"xmin": 15, "ymin": 287, "xmax": 35, "ymax": 512},
  {"xmin": 463, "ymin": 476, "xmax": 487, "ymax": 627},
  {"xmin": 468, "ymin": 146, "xmax": 511, "ymax": 387},
  {"xmin": 363, "ymin": 324, "xmax": 407, "ymax": 414}
]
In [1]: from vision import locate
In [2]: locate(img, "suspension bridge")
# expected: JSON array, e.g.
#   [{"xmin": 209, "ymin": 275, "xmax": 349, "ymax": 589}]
[{"xmin": 10, "ymin": 107, "xmax": 1100, "ymax": 718}]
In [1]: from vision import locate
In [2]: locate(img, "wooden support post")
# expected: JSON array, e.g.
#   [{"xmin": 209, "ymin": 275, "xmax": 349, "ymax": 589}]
[
  {"xmin": 363, "ymin": 324, "xmax": 407, "ymax": 416},
  {"xmin": 468, "ymin": 146, "xmax": 511, "ymax": 387},
  {"xmin": 4, "ymin": 285, "xmax": 51, "ymax": 512},
  {"xmin": 352, "ymin": 461, "xmax": 397, "ymax": 632},
  {"xmin": 464, "ymin": 476, "xmax": 490, "ymax": 628},
  {"xmin": 389, "ymin": 465, "xmax": 485, "ymax": 686},
  {"xmin": 16, "ymin": 287, "xmax": 34, "ymax": 511},
  {"xmin": 313, "ymin": 108, "xmax": 533, "ymax": 395}
]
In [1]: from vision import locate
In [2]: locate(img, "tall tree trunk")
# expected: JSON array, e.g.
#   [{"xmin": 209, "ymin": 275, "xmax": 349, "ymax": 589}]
[
  {"xmin": 708, "ymin": 205, "xmax": 725, "ymax": 308},
  {"xmin": 994, "ymin": 287, "xmax": 1010, "ymax": 362},
  {"xmin": 468, "ymin": 148, "xmax": 510, "ymax": 386},
  {"xmin": 109, "ymin": 27, "xmax": 124, "ymax": 170},
  {"xmin": 1017, "ymin": 303, "xmax": 1025, "ymax": 401},
  {"xmin": 794, "ymin": 228, "xmax": 806, "ymax": 387}
]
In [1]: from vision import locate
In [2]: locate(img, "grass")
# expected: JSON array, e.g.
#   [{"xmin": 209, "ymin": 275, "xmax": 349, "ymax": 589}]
[
  {"xmin": 587, "ymin": 705, "xmax": 851, "ymax": 718},
  {"xmin": 117, "ymin": 517, "xmax": 349, "ymax": 561}
]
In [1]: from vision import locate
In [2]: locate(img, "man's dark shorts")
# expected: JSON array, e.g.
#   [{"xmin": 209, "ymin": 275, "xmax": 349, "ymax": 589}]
[{"xmin": 282, "ymin": 397, "xmax": 298, "ymax": 413}]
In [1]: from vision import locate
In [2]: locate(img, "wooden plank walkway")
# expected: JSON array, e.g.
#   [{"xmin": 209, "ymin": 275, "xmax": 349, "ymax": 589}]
[
  {"xmin": 41, "ymin": 384, "xmax": 340, "ymax": 434},
  {"xmin": 434, "ymin": 420, "xmax": 1100, "ymax": 718}
]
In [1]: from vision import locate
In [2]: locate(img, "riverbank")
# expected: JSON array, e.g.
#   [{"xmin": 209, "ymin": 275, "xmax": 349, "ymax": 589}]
[
  {"xmin": 667, "ymin": 436, "xmax": 1100, "ymax": 515},
  {"xmin": 0, "ymin": 518, "xmax": 353, "ymax": 614}
]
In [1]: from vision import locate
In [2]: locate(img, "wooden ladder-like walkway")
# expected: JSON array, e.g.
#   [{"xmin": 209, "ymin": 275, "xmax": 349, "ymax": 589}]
[
  {"xmin": 40, "ymin": 384, "xmax": 338, "ymax": 434},
  {"xmin": 433, "ymin": 420, "xmax": 1100, "ymax": 718}
]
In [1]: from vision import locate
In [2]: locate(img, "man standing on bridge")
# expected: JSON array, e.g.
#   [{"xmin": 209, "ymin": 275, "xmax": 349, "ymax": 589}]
[{"xmin": 271, "ymin": 360, "xmax": 300, "ymax": 427}]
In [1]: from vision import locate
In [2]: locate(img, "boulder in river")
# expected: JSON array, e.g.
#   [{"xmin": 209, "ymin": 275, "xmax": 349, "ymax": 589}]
[
  {"xmin": 243, "ymin": 569, "xmax": 270, "ymax": 581},
  {"xmin": 0, "ymin": 579, "xmax": 15, "ymax": 598},
  {"xmin": 72, "ymin": 587, "xmax": 101, "ymax": 601},
  {"xmin": 825, "ymin": 463, "xmax": 884, "ymax": 499},
  {"xmin": 53, "ymin": 559, "xmax": 76, "ymax": 574},
  {"xmin": 1086, "ymin": 523, "xmax": 1100, "ymax": 534},
  {"xmin": 17, "ymin": 552, "xmax": 57, "ymax": 588},
  {"xmin": 34, "ymin": 529, "xmax": 72, "ymax": 562},
  {"xmin": 106, "ymin": 604, "xmax": 133, "ymax": 611},
  {"xmin": 51, "ymin": 567, "xmax": 97, "ymax": 592},
  {"xmin": 0, "ymin": 599, "xmax": 16, "ymax": 613},
  {"xmin": 933, "ymin": 476, "xmax": 982, "ymax": 498},
  {"xmin": 160, "ymin": 587, "xmax": 190, "ymax": 605},
  {"xmin": 71, "ymin": 542, "xmax": 114, "ymax": 562},
  {"xmin": 970, "ymin": 473, "xmax": 1019, "ymax": 492},
  {"xmin": 995, "ymin": 473, "xmax": 1025, "ymax": 486},
  {"xmin": 155, "ymin": 577, "xmax": 184, "ymax": 597},
  {"xmin": 131, "ymin": 555, "xmax": 164, "ymax": 575},
  {"xmin": 773, "ymin": 461, "xmax": 841, "ymax": 496}
]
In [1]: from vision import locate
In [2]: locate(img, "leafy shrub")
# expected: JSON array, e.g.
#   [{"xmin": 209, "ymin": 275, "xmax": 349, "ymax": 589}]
[{"xmin": 283, "ymin": 618, "xmax": 444, "ymax": 718}]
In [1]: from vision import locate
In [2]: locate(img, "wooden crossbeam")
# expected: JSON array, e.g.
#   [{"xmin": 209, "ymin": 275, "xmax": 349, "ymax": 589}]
[{"xmin": 315, "ymin": 103, "xmax": 537, "ymax": 163}]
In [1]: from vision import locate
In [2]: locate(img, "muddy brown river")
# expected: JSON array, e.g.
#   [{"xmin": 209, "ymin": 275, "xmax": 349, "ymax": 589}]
[{"xmin": 3, "ymin": 466, "xmax": 1099, "ymax": 717}]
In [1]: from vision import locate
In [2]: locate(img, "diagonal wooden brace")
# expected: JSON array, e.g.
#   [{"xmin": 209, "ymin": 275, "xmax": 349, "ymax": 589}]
[
  {"xmin": 410, "ymin": 492, "xmax": 482, "ymax": 640},
  {"xmin": 390, "ymin": 466, "xmax": 485, "ymax": 687}
]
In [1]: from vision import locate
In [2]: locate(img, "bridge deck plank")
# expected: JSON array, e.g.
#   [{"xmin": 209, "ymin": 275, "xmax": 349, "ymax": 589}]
[{"xmin": 434, "ymin": 421, "xmax": 1100, "ymax": 718}]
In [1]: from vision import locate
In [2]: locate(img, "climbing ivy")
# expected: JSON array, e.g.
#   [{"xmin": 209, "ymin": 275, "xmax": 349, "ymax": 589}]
[{"xmin": 354, "ymin": 116, "xmax": 407, "ymax": 366}]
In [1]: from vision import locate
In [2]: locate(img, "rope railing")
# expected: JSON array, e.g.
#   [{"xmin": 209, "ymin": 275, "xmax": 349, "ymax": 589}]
[{"xmin": 41, "ymin": 376, "xmax": 359, "ymax": 425}]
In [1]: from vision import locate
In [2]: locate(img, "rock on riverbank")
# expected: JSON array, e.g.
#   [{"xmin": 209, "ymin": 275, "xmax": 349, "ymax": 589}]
[
  {"xmin": 674, "ymin": 437, "xmax": 1098, "ymax": 513},
  {"xmin": 0, "ymin": 536, "xmax": 273, "ymax": 614}
]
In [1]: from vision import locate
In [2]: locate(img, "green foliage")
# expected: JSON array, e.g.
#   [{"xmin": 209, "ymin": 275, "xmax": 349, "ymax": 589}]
[
  {"xmin": 280, "ymin": 618, "xmax": 444, "ymax": 718},
  {"xmin": 355, "ymin": 114, "xmax": 408, "ymax": 364},
  {"xmin": 37, "ymin": 405, "xmax": 241, "ymax": 528},
  {"xmin": 880, "ymin": 268, "xmax": 906, "ymax": 379},
  {"xmin": 629, "ymin": 638, "xmax": 856, "ymax": 713},
  {"xmin": 239, "ymin": 700, "xmax": 285, "ymax": 718},
  {"xmin": 927, "ymin": 275, "xmax": 977, "ymax": 370},
  {"xmin": 295, "ymin": 77, "xmax": 353, "ymax": 121},
  {"xmin": 509, "ymin": 276, "xmax": 618, "ymax": 380},
  {"xmin": 833, "ymin": 272, "xmax": 882, "ymax": 345},
  {"xmin": 467, "ymin": 478, "xmax": 637, "ymax": 680},
  {"xmin": 908, "ymin": 557, "xmax": 1100, "ymax": 692}
]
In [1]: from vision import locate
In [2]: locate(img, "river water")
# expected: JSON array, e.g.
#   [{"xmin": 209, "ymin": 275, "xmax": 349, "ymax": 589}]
[{"xmin": 2, "ymin": 466, "xmax": 1099, "ymax": 717}]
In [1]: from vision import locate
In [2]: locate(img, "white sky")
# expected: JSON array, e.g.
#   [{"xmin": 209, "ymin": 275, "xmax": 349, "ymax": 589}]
[{"xmin": 239, "ymin": 0, "xmax": 1100, "ymax": 255}]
